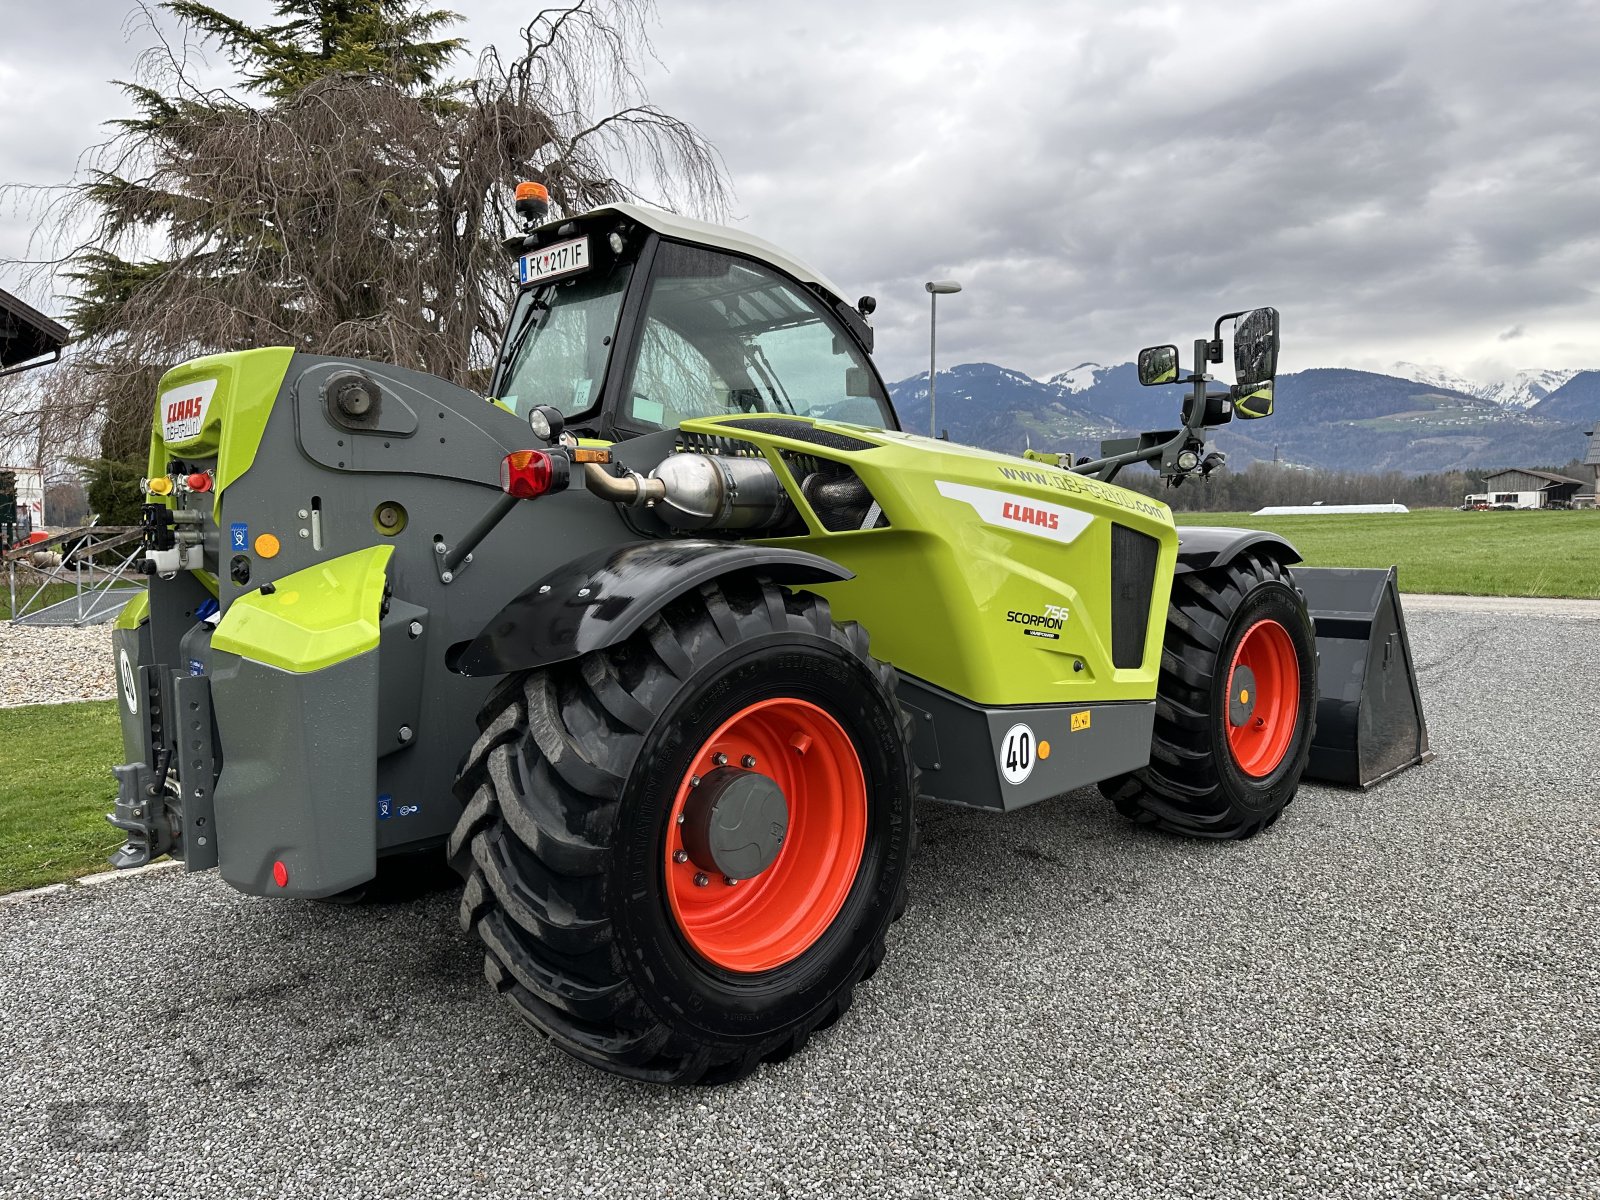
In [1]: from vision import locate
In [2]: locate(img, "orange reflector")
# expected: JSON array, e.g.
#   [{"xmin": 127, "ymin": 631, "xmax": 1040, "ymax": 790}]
[
  {"xmin": 515, "ymin": 181, "xmax": 550, "ymax": 204},
  {"xmin": 571, "ymin": 447, "xmax": 612, "ymax": 464},
  {"xmin": 1038, "ymin": 740, "xmax": 1051, "ymax": 760},
  {"xmin": 185, "ymin": 472, "xmax": 213, "ymax": 493},
  {"xmin": 500, "ymin": 449, "xmax": 560, "ymax": 498},
  {"xmin": 272, "ymin": 860, "xmax": 288, "ymax": 887},
  {"xmin": 254, "ymin": 533, "xmax": 280, "ymax": 559}
]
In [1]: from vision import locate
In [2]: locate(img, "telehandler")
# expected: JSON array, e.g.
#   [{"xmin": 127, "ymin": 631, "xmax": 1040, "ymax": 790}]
[{"xmin": 109, "ymin": 186, "xmax": 1428, "ymax": 1082}]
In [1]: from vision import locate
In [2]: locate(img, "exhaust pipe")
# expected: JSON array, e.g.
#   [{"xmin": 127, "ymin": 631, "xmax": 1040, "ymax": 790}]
[{"xmin": 584, "ymin": 454, "xmax": 792, "ymax": 532}]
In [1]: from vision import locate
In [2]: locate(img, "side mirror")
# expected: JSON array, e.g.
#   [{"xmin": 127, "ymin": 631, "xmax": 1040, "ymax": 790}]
[
  {"xmin": 1232, "ymin": 307, "xmax": 1279, "ymax": 387},
  {"xmin": 1137, "ymin": 345, "xmax": 1180, "ymax": 386}
]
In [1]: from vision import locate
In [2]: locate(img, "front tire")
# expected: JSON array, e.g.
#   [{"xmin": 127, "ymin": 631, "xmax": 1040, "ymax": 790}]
[
  {"xmin": 1102, "ymin": 549, "xmax": 1316, "ymax": 839},
  {"xmin": 448, "ymin": 576, "xmax": 917, "ymax": 1084}
]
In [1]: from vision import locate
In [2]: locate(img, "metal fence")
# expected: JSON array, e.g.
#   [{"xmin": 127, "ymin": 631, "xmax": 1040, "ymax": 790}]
[{"xmin": 4, "ymin": 524, "xmax": 145, "ymax": 626}]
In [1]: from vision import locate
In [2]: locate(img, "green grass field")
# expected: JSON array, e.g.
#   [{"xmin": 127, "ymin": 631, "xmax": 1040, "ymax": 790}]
[
  {"xmin": 0, "ymin": 702, "xmax": 124, "ymax": 892},
  {"xmin": 1175, "ymin": 508, "xmax": 1600, "ymax": 597}
]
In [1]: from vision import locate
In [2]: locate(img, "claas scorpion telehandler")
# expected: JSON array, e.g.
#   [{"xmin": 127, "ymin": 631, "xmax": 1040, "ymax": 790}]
[{"xmin": 108, "ymin": 184, "xmax": 1429, "ymax": 1082}]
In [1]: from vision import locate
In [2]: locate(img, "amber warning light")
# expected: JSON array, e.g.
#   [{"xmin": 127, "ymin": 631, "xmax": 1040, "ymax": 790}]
[
  {"xmin": 500, "ymin": 450, "xmax": 570, "ymax": 499},
  {"xmin": 514, "ymin": 181, "xmax": 550, "ymax": 225}
]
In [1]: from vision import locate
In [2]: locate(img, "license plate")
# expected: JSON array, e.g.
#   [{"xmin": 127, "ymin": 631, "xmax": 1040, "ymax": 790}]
[{"xmin": 518, "ymin": 237, "xmax": 590, "ymax": 286}]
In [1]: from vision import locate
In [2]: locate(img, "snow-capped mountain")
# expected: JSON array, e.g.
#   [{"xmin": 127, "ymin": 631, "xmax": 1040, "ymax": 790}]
[
  {"xmin": 1389, "ymin": 362, "xmax": 1581, "ymax": 409},
  {"xmin": 1044, "ymin": 362, "xmax": 1114, "ymax": 393},
  {"xmin": 1478, "ymin": 368, "xmax": 1580, "ymax": 409},
  {"xmin": 1389, "ymin": 362, "xmax": 1482, "ymax": 397}
]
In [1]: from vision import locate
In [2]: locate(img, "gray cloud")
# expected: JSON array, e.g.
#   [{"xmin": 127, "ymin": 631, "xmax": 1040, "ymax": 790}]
[{"xmin": 4, "ymin": 0, "xmax": 1598, "ymax": 383}]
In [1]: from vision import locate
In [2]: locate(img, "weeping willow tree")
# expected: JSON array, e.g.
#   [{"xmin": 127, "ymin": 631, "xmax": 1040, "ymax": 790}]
[{"xmin": 7, "ymin": 0, "xmax": 726, "ymax": 504}]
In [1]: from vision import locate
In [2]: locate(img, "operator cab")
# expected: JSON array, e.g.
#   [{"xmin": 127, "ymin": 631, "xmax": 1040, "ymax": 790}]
[{"xmin": 490, "ymin": 201, "xmax": 898, "ymax": 441}]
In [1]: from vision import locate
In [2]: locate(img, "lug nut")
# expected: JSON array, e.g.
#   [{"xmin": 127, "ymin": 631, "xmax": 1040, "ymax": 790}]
[
  {"xmin": 740, "ymin": 755, "xmax": 756, "ymax": 768},
  {"xmin": 673, "ymin": 849, "xmax": 688, "ymax": 864},
  {"xmin": 689, "ymin": 775, "xmax": 700, "ymax": 788},
  {"xmin": 723, "ymin": 876, "xmax": 738, "ymax": 887},
  {"xmin": 712, "ymin": 752, "xmax": 728, "ymax": 766},
  {"xmin": 693, "ymin": 872, "xmax": 709, "ymax": 887}
]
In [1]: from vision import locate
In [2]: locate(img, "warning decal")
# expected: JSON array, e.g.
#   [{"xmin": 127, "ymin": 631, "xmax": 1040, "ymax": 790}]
[{"xmin": 160, "ymin": 378, "xmax": 219, "ymax": 444}]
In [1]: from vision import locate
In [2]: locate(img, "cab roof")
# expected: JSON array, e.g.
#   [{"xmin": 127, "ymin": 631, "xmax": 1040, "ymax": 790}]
[{"xmin": 555, "ymin": 202, "xmax": 853, "ymax": 310}]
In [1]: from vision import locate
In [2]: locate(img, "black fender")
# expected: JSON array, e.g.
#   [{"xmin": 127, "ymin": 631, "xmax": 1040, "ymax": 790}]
[
  {"xmin": 1174, "ymin": 526, "xmax": 1301, "ymax": 576},
  {"xmin": 451, "ymin": 538, "xmax": 854, "ymax": 677}
]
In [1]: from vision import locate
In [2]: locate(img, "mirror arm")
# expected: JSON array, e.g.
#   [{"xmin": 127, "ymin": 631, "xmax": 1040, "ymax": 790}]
[{"xmin": 1212, "ymin": 309, "xmax": 1247, "ymax": 340}]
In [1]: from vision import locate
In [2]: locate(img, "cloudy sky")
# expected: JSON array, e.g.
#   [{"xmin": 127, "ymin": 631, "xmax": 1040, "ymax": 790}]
[{"xmin": 3, "ymin": 0, "xmax": 1598, "ymax": 383}]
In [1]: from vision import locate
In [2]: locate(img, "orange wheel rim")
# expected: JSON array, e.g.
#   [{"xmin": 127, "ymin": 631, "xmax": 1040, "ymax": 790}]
[
  {"xmin": 1225, "ymin": 619, "xmax": 1300, "ymax": 777},
  {"xmin": 664, "ymin": 698, "xmax": 867, "ymax": 974}
]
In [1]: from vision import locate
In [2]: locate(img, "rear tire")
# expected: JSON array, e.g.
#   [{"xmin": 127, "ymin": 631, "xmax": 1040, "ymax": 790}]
[
  {"xmin": 448, "ymin": 576, "xmax": 917, "ymax": 1084},
  {"xmin": 1101, "ymin": 549, "xmax": 1316, "ymax": 839}
]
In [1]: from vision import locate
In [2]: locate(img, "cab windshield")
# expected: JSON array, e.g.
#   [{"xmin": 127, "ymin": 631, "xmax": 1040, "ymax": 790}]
[
  {"xmin": 494, "ymin": 255, "xmax": 633, "ymax": 422},
  {"xmin": 620, "ymin": 242, "xmax": 894, "ymax": 431}
]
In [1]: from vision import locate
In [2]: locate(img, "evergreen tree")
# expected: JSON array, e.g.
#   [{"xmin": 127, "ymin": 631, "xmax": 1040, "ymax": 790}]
[{"xmin": 16, "ymin": 0, "xmax": 725, "ymax": 507}]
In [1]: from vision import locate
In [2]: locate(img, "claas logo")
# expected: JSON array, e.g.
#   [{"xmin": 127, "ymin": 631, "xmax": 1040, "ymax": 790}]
[
  {"xmin": 1000, "ymin": 500, "xmax": 1060, "ymax": 531},
  {"xmin": 166, "ymin": 395, "xmax": 205, "ymax": 425}
]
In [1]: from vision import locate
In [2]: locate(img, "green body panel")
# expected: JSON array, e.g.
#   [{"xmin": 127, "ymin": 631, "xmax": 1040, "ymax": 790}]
[
  {"xmin": 146, "ymin": 347, "xmax": 295, "ymax": 514},
  {"xmin": 114, "ymin": 591, "xmax": 150, "ymax": 631},
  {"xmin": 679, "ymin": 415, "xmax": 1179, "ymax": 708},
  {"xmin": 212, "ymin": 545, "xmax": 393, "ymax": 673}
]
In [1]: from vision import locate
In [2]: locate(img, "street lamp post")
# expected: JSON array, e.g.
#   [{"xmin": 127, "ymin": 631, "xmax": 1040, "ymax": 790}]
[{"xmin": 925, "ymin": 280, "xmax": 962, "ymax": 438}]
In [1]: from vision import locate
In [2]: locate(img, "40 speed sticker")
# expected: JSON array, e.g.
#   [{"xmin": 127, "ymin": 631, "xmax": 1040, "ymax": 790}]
[{"xmin": 999, "ymin": 723, "xmax": 1036, "ymax": 785}]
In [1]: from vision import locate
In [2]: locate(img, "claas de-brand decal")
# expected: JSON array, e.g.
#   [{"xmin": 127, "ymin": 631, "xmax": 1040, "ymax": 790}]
[
  {"xmin": 159, "ymin": 378, "xmax": 219, "ymax": 443},
  {"xmin": 1007, "ymin": 603, "xmax": 1070, "ymax": 640}
]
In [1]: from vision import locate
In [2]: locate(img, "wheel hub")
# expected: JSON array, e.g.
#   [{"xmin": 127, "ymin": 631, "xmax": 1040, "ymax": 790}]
[
  {"xmin": 681, "ymin": 767, "xmax": 789, "ymax": 881},
  {"xmin": 1227, "ymin": 664, "xmax": 1258, "ymax": 727}
]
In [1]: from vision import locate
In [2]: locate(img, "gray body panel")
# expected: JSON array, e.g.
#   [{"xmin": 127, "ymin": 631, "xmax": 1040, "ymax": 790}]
[
  {"xmin": 209, "ymin": 650, "xmax": 378, "ymax": 896},
  {"xmin": 897, "ymin": 675, "xmax": 1155, "ymax": 811},
  {"xmin": 118, "ymin": 356, "xmax": 676, "ymax": 872}
]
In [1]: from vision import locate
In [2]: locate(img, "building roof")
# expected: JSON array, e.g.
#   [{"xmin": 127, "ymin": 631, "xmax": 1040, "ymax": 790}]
[
  {"xmin": 1483, "ymin": 467, "xmax": 1587, "ymax": 488},
  {"xmin": 0, "ymin": 288, "xmax": 68, "ymax": 370},
  {"xmin": 1585, "ymin": 429, "xmax": 1600, "ymax": 467}
]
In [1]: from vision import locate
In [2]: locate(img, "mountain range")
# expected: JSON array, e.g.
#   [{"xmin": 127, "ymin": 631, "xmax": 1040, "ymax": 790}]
[{"xmin": 886, "ymin": 363, "xmax": 1600, "ymax": 476}]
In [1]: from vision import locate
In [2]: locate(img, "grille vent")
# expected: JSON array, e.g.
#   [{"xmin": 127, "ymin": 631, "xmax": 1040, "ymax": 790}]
[{"xmin": 1110, "ymin": 524, "xmax": 1159, "ymax": 668}]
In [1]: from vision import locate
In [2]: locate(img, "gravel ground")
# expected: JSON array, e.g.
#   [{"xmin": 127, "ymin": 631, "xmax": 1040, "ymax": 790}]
[
  {"xmin": 1, "ymin": 607, "xmax": 1596, "ymax": 1199},
  {"xmin": 0, "ymin": 624, "xmax": 114, "ymax": 708}
]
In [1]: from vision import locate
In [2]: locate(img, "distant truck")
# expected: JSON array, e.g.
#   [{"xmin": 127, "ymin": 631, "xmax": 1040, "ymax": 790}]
[
  {"xmin": 1, "ymin": 465, "xmax": 45, "ymax": 536},
  {"xmin": 1463, "ymin": 491, "xmax": 1542, "ymax": 510}
]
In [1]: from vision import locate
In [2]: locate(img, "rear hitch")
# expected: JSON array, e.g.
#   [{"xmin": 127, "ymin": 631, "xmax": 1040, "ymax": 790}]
[{"xmin": 107, "ymin": 759, "xmax": 180, "ymax": 869}]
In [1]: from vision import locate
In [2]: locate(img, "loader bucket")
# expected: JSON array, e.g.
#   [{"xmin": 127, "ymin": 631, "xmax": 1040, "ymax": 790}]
[{"xmin": 1294, "ymin": 566, "xmax": 1432, "ymax": 788}]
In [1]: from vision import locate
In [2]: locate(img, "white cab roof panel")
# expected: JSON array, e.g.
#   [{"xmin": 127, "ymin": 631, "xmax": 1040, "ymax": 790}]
[{"xmin": 549, "ymin": 202, "xmax": 852, "ymax": 308}]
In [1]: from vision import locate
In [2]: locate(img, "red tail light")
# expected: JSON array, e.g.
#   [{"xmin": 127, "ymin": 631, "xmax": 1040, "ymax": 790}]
[{"xmin": 500, "ymin": 450, "xmax": 568, "ymax": 498}]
